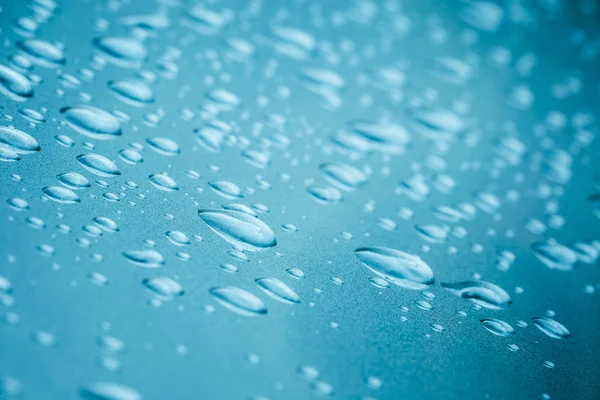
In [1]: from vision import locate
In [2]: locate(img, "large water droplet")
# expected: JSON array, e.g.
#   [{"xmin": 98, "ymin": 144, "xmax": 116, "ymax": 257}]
[
  {"xmin": 80, "ymin": 382, "xmax": 142, "ymax": 400},
  {"xmin": 61, "ymin": 105, "xmax": 122, "ymax": 140},
  {"xmin": 256, "ymin": 278, "xmax": 300, "ymax": 304},
  {"xmin": 320, "ymin": 163, "xmax": 367, "ymax": 191},
  {"xmin": 76, "ymin": 154, "xmax": 121, "ymax": 177},
  {"xmin": 93, "ymin": 36, "xmax": 147, "ymax": 67},
  {"xmin": 43, "ymin": 186, "xmax": 80, "ymax": 204},
  {"xmin": 143, "ymin": 277, "xmax": 184, "ymax": 300},
  {"xmin": 0, "ymin": 126, "xmax": 40, "ymax": 155},
  {"xmin": 17, "ymin": 39, "xmax": 65, "ymax": 67},
  {"xmin": 57, "ymin": 172, "xmax": 90, "ymax": 190},
  {"xmin": 209, "ymin": 286, "xmax": 267, "ymax": 316},
  {"xmin": 0, "ymin": 64, "xmax": 33, "ymax": 100},
  {"xmin": 198, "ymin": 209, "xmax": 276, "ymax": 251},
  {"xmin": 123, "ymin": 249, "xmax": 165, "ymax": 268},
  {"xmin": 532, "ymin": 317, "xmax": 571, "ymax": 339},
  {"xmin": 531, "ymin": 242, "xmax": 578, "ymax": 271},
  {"xmin": 355, "ymin": 247, "xmax": 434, "ymax": 290},
  {"xmin": 109, "ymin": 80, "xmax": 154, "ymax": 106},
  {"xmin": 481, "ymin": 319, "xmax": 515, "ymax": 336},
  {"xmin": 148, "ymin": 173, "xmax": 179, "ymax": 192},
  {"xmin": 441, "ymin": 280, "xmax": 512, "ymax": 310}
]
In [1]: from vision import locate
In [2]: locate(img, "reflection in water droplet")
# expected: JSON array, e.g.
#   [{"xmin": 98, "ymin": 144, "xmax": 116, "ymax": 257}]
[
  {"xmin": 256, "ymin": 278, "xmax": 300, "ymax": 304},
  {"xmin": 209, "ymin": 286, "xmax": 267, "ymax": 316},
  {"xmin": 355, "ymin": 247, "xmax": 434, "ymax": 290},
  {"xmin": 199, "ymin": 209, "xmax": 276, "ymax": 251}
]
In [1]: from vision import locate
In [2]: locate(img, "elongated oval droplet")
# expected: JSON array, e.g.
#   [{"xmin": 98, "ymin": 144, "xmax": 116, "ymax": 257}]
[
  {"xmin": 0, "ymin": 64, "xmax": 33, "ymax": 100},
  {"xmin": 481, "ymin": 319, "xmax": 515, "ymax": 336},
  {"xmin": 43, "ymin": 186, "xmax": 80, "ymax": 204},
  {"xmin": 143, "ymin": 277, "xmax": 184, "ymax": 300},
  {"xmin": 307, "ymin": 185, "xmax": 342, "ymax": 204},
  {"xmin": 76, "ymin": 154, "xmax": 121, "ymax": 177},
  {"xmin": 441, "ymin": 280, "xmax": 511, "ymax": 310},
  {"xmin": 146, "ymin": 137, "xmax": 179, "ymax": 156},
  {"xmin": 256, "ymin": 277, "xmax": 300, "ymax": 304},
  {"xmin": 148, "ymin": 173, "xmax": 179, "ymax": 191},
  {"xmin": 532, "ymin": 317, "xmax": 571, "ymax": 339},
  {"xmin": 17, "ymin": 39, "xmax": 65, "ymax": 67},
  {"xmin": 56, "ymin": 172, "xmax": 90, "ymax": 190},
  {"xmin": 209, "ymin": 286, "xmax": 267, "ymax": 316},
  {"xmin": 123, "ymin": 249, "xmax": 164, "ymax": 268},
  {"xmin": 209, "ymin": 180, "xmax": 243, "ymax": 199},
  {"xmin": 199, "ymin": 209, "xmax": 276, "ymax": 251},
  {"xmin": 0, "ymin": 126, "xmax": 40, "ymax": 154},
  {"xmin": 355, "ymin": 247, "xmax": 434, "ymax": 290},
  {"xmin": 531, "ymin": 242, "xmax": 578, "ymax": 271},
  {"xmin": 320, "ymin": 163, "xmax": 367, "ymax": 191},
  {"xmin": 80, "ymin": 382, "xmax": 142, "ymax": 400},
  {"xmin": 109, "ymin": 79, "xmax": 154, "ymax": 106},
  {"xmin": 93, "ymin": 36, "xmax": 147, "ymax": 67},
  {"xmin": 61, "ymin": 105, "xmax": 121, "ymax": 140}
]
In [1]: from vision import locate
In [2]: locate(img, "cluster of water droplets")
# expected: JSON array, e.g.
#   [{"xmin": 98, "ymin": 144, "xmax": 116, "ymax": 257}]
[{"xmin": 1, "ymin": 0, "xmax": 599, "ymax": 399}]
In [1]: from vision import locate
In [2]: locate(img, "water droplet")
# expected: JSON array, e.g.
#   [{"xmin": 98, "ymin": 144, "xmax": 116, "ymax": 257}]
[
  {"xmin": 146, "ymin": 137, "xmax": 180, "ymax": 156},
  {"xmin": 307, "ymin": 186, "xmax": 342, "ymax": 204},
  {"xmin": 149, "ymin": 173, "xmax": 179, "ymax": 192},
  {"xmin": 0, "ymin": 64, "xmax": 33, "ymax": 100},
  {"xmin": 348, "ymin": 120, "xmax": 411, "ymax": 153},
  {"xmin": 441, "ymin": 280, "xmax": 512, "ymax": 310},
  {"xmin": 0, "ymin": 126, "xmax": 40, "ymax": 155},
  {"xmin": 355, "ymin": 247, "xmax": 434, "ymax": 290},
  {"xmin": 320, "ymin": 163, "xmax": 368, "ymax": 191},
  {"xmin": 109, "ymin": 80, "xmax": 154, "ymax": 106},
  {"xmin": 532, "ymin": 317, "xmax": 571, "ymax": 339},
  {"xmin": 57, "ymin": 172, "xmax": 90, "ymax": 190},
  {"xmin": 531, "ymin": 242, "xmax": 578, "ymax": 271},
  {"xmin": 199, "ymin": 209, "xmax": 276, "ymax": 251},
  {"xmin": 209, "ymin": 181, "xmax": 243, "ymax": 199},
  {"xmin": 17, "ymin": 39, "xmax": 65, "ymax": 67},
  {"xmin": 93, "ymin": 36, "xmax": 147, "ymax": 67},
  {"xmin": 77, "ymin": 154, "xmax": 121, "ymax": 177},
  {"xmin": 43, "ymin": 186, "xmax": 81, "ymax": 204},
  {"xmin": 61, "ymin": 105, "xmax": 122, "ymax": 140},
  {"xmin": 143, "ymin": 277, "xmax": 184, "ymax": 300},
  {"xmin": 165, "ymin": 231, "xmax": 190, "ymax": 246},
  {"xmin": 80, "ymin": 382, "xmax": 142, "ymax": 400},
  {"xmin": 255, "ymin": 278, "xmax": 300, "ymax": 304},
  {"xmin": 123, "ymin": 249, "xmax": 165, "ymax": 268},
  {"xmin": 209, "ymin": 286, "xmax": 267, "ymax": 316},
  {"xmin": 480, "ymin": 319, "xmax": 515, "ymax": 336}
]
